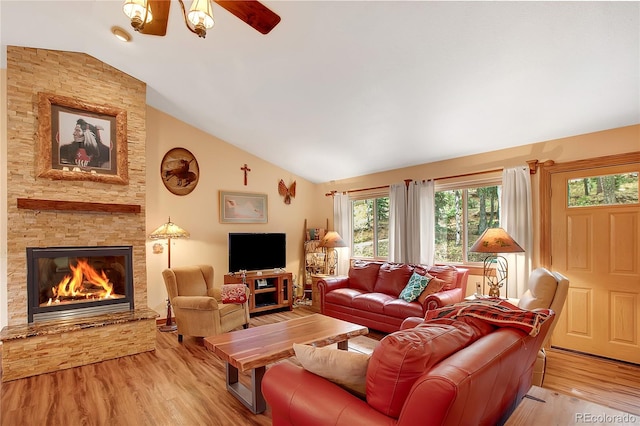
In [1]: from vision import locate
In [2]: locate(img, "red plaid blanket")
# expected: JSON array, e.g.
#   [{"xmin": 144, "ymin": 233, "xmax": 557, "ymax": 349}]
[{"xmin": 424, "ymin": 298, "xmax": 551, "ymax": 336}]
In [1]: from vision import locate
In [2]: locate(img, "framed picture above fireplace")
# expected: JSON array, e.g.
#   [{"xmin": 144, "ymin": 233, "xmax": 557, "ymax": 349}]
[{"xmin": 37, "ymin": 92, "xmax": 129, "ymax": 185}]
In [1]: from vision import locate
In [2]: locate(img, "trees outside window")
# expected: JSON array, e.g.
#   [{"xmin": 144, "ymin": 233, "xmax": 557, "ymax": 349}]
[
  {"xmin": 568, "ymin": 172, "xmax": 638, "ymax": 207},
  {"xmin": 349, "ymin": 181, "xmax": 505, "ymax": 264},
  {"xmin": 351, "ymin": 197, "xmax": 389, "ymax": 259},
  {"xmin": 435, "ymin": 185, "xmax": 501, "ymax": 263}
]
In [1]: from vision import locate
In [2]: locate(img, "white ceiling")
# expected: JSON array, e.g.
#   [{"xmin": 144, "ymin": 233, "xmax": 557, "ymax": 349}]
[{"xmin": 1, "ymin": 1, "xmax": 639, "ymax": 183}]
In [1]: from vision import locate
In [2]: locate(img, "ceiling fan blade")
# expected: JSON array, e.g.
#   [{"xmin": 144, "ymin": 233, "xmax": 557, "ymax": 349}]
[
  {"xmin": 215, "ymin": 0, "xmax": 281, "ymax": 34},
  {"xmin": 139, "ymin": 0, "xmax": 171, "ymax": 36}
]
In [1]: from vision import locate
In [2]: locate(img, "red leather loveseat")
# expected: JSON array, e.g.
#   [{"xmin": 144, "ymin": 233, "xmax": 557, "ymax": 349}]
[
  {"xmin": 263, "ymin": 301, "xmax": 555, "ymax": 426},
  {"xmin": 317, "ymin": 261, "xmax": 469, "ymax": 333}
]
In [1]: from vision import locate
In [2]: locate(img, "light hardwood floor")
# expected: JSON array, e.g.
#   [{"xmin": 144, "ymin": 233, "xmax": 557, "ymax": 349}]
[
  {"xmin": 543, "ymin": 347, "xmax": 640, "ymax": 416},
  {"xmin": 1, "ymin": 306, "xmax": 638, "ymax": 425}
]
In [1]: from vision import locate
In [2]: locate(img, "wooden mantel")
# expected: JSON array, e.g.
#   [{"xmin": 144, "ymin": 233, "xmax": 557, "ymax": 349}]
[{"xmin": 17, "ymin": 198, "xmax": 141, "ymax": 214}]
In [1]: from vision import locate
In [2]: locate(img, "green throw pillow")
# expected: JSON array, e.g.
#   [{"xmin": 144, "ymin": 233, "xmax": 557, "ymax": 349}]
[{"xmin": 399, "ymin": 272, "xmax": 431, "ymax": 302}]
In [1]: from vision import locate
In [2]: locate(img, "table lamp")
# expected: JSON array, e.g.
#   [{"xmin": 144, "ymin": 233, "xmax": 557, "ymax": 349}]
[
  {"xmin": 318, "ymin": 231, "xmax": 347, "ymax": 275},
  {"xmin": 149, "ymin": 217, "xmax": 190, "ymax": 332},
  {"xmin": 470, "ymin": 227, "xmax": 524, "ymax": 298}
]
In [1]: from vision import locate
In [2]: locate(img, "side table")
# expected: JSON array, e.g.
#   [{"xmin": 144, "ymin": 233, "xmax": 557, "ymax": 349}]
[
  {"xmin": 310, "ymin": 274, "xmax": 332, "ymax": 312},
  {"xmin": 465, "ymin": 294, "xmax": 490, "ymax": 301}
]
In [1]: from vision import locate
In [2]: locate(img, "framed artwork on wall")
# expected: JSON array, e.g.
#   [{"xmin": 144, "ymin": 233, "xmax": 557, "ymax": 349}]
[
  {"xmin": 160, "ymin": 147, "xmax": 200, "ymax": 196},
  {"xmin": 37, "ymin": 92, "xmax": 128, "ymax": 185},
  {"xmin": 219, "ymin": 191, "xmax": 268, "ymax": 224}
]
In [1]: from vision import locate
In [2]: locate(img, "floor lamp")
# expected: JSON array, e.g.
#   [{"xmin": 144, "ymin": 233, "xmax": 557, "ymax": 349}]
[
  {"xmin": 149, "ymin": 217, "xmax": 190, "ymax": 332},
  {"xmin": 470, "ymin": 227, "xmax": 524, "ymax": 298},
  {"xmin": 318, "ymin": 231, "xmax": 347, "ymax": 275}
]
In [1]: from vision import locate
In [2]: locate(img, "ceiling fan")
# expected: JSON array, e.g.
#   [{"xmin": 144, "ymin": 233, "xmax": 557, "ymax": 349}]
[{"xmin": 122, "ymin": 0, "xmax": 281, "ymax": 38}]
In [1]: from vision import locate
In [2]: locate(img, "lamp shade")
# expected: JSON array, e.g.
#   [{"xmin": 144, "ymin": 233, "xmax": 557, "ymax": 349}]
[
  {"xmin": 470, "ymin": 228, "xmax": 524, "ymax": 254},
  {"xmin": 123, "ymin": 0, "xmax": 153, "ymax": 23},
  {"xmin": 149, "ymin": 217, "xmax": 190, "ymax": 240},
  {"xmin": 188, "ymin": 0, "xmax": 215, "ymax": 29},
  {"xmin": 318, "ymin": 231, "xmax": 347, "ymax": 248}
]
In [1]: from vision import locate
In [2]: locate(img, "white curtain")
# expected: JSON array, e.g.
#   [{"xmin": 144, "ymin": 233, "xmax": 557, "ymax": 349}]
[
  {"xmin": 333, "ymin": 193, "xmax": 351, "ymax": 275},
  {"xmin": 416, "ymin": 180, "xmax": 435, "ymax": 265},
  {"xmin": 388, "ymin": 183, "xmax": 408, "ymax": 262},
  {"xmin": 501, "ymin": 166, "xmax": 533, "ymax": 298},
  {"xmin": 389, "ymin": 180, "xmax": 435, "ymax": 264},
  {"xmin": 406, "ymin": 180, "xmax": 436, "ymax": 264}
]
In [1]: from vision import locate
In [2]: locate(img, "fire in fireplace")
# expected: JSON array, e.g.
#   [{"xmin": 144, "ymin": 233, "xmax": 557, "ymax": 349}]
[{"xmin": 27, "ymin": 246, "xmax": 134, "ymax": 323}]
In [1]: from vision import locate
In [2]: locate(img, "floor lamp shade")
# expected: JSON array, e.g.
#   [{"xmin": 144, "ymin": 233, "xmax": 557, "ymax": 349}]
[
  {"xmin": 470, "ymin": 227, "xmax": 524, "ymax": 298},
  {"xmin": 149, "ymin": 218, "xmax": 191, "ymax": 268},
  {"xmin": 318, "ymin": 231, "xmax": 347, "ymax": 275},
  {"xmin": 149, "ymin": 217, "xmax": 190, "ymax": 331}
]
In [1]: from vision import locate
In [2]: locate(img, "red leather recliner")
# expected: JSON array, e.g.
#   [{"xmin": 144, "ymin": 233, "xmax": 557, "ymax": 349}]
[{"xmin": 263, "ymin": 310, "xmax": 554, "ymax": 426}]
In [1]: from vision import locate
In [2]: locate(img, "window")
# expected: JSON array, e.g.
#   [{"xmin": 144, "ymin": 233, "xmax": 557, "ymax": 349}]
[
  {"xmin": 434, "ymin": 183, "xmax": 501, "ymax": 264},
  {"xmin": 567, "ymin": 172, "xmax": 638, "ymax": 207},
  {"xmin": 351, "ymin": 196, "xmax": 389, "ymax": 259}
]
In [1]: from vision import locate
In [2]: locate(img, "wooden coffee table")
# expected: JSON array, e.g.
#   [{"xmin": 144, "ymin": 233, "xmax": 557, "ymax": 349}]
[{"xmin": 204, "ymin": 314, "xmax": 369, "ymax": 414}]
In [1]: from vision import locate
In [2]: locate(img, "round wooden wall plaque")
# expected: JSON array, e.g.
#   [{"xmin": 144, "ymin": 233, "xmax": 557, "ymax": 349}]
[{"xmin": 160, "ymin": 148, "xmax": 199, "ymax": 196}]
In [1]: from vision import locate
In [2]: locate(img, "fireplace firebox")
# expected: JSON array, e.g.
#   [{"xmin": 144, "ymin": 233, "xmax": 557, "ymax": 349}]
[{"xmin": 27, "ymin": 246, "xmax": 134, "ymax": 323}]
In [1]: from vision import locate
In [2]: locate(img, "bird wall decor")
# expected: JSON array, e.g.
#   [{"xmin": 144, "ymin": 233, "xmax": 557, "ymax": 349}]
[{"xmin": 278, "ymin": 179, "xmax": 296, "ymax": 204}]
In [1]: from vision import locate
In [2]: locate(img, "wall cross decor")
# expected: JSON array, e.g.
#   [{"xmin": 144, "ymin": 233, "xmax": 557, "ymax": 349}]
[{"xmin": 241, "ymin": 163, "xmax": 251, "ymax": 186}]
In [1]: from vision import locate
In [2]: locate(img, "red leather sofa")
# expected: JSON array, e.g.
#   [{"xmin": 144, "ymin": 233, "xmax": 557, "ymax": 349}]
[
  {"xmin": 317, "ymin": 261, "xmax": 469, "ymax": 333},
  {"xmin": 263, "ymin": 306, "xmax": 555, "ymax": 426}
]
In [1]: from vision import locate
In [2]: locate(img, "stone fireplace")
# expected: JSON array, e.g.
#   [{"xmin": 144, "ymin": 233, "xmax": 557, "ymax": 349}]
[
  {"xmin": 26, "ymin": 246, "xmax": 135, "ymax": 323},
  {"xmin": 1, "ymin": 241, "xmax": 157, "ymax": 382},
  {"xmin": 2, "ymin": 47, "xmax": 155, "ymax": 382}
]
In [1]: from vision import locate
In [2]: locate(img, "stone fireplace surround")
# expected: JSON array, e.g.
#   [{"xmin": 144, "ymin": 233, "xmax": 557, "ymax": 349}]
[
  {"xmin": 1, "ymin": 198, "xmax": 158, "ymax": 382},
  {"xmin": 2, "ymin": 47, "xmax": 155, "ymax": 381},
  {"xmin": 0, "ymin": 308, "xmax": 158, "ymax": 382}
]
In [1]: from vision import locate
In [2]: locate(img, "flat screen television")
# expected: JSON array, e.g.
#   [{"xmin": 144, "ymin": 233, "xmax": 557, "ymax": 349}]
[{"xmin": 228, "ymin": 233, "xmax": 286, "ymax": 273}]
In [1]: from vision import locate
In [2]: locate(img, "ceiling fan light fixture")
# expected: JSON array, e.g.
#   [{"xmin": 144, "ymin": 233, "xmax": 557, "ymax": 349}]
[
  {"xmin": 188, "ymin": 0, "xmax": 215, "ymax": 38},
  {"xmin": 123, "ymin": 0, "xmax": 153, "ymax": 31},
  {"xmin": 121, "ymin": 0, "xmax": 279, "ymax": 39}
]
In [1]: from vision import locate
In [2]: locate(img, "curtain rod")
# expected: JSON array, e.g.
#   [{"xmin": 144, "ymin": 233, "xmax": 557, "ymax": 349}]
[
  {"xmin": 325, "ymin": 167, "xmax": 506, "ymax": 197},
  {"xmin": 324, "ymin": 159, "xmax": 552, "ymax": 196}
]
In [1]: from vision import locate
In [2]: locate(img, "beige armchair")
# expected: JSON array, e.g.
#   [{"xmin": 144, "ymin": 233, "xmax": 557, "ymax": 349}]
[
  {"xmin": 162, "ymin": 265, "xmax": 250, "ymax": 342},
  {"xmin": 513, "ymin": 268, "xmax": 569, "ymax": 386}
]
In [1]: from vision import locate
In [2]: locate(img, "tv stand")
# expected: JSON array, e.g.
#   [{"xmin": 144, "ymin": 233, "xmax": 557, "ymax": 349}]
[{"xmin": 224, "ymin": 271, "xmax": 293, "ymax": 314}]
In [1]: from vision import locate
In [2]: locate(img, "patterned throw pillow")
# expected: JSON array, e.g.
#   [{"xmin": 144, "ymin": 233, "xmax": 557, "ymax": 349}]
[
  {"xmin": 427, "ymin": 265, "xmax": 458, "ymax": 290},
  {"xmin": 417, "ymin": 276, "xmax": 446, "ymax": 304},
  {"xmin": 221, "ymin": 284, "xmax": 247, "ymax": 304},
  {"xmin": 399, "ymin": 272, "xmax": 430, "ymax": 302}
]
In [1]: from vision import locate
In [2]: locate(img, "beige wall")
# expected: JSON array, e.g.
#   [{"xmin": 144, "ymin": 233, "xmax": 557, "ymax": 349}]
[
  {"xmin": 144, "ymin": 107, "xmax": 329, "ymax": 315},
  {"xmin": 144, "ymin": 121, "xmax": 638, "ymax": 310}
]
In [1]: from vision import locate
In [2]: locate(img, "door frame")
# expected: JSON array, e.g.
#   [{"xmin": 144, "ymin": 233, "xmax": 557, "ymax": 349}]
[{"xmin": 539, "ymin": 151, "xmax": 640, "ymax": 268}]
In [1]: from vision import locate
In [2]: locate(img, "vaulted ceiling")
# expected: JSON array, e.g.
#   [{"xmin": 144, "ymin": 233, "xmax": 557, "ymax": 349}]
[{"xmin": 2, "ymin": 1, "xmax": 638, "ymax": 183}]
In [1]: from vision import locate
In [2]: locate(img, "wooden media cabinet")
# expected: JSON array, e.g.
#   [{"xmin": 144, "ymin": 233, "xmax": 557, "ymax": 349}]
[{"xmin": 224, "ymin": 271, "xmax": 293, "ymax": 314}]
